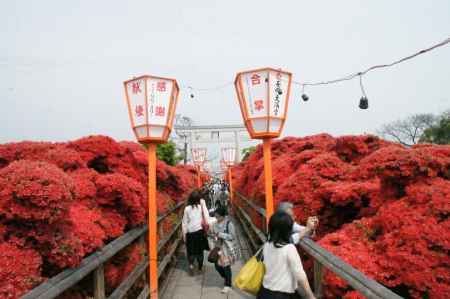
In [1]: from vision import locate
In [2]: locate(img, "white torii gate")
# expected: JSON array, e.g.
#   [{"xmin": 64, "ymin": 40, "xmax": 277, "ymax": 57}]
[{"xmin": 174, "ymin": 124, "xmax": 251, "ymax": 167}]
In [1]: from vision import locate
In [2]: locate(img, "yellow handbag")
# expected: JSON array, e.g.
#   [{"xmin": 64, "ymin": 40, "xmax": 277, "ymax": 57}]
[{"xmin": 234, "ymin": 246, "xmax": 265, "ymax": 295}]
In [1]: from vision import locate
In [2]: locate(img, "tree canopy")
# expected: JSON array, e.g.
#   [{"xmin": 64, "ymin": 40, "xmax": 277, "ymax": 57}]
[
  {"xmin": 142, "ymin": 141, "xmax": 183, "ymax": 166},
  {"xmin": 241, "ymin": 146, "xmax": 256, "ymax": 161},
  {"xmin": 377, "ymin": 110, "xmax": 449, "ymax": 146},
  {"xmin": 420, "ymin": 111, "xmax": 450, "ymax": 144}
]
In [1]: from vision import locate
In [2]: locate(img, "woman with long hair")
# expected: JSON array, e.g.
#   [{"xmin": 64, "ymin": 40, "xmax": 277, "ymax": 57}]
[
  {"xmin": 211, "ymin": 206, "xmax": 239, "ymax": 294},
  {"xmin": 182, "ymin": 190, "xmax": 210, "ymax": 274},
  {"xmin": 257, "ymin": 211, "xmax": 316, "ymax": 299}
]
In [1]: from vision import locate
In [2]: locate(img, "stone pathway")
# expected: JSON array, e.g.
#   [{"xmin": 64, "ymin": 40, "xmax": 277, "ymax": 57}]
[{"xmin": 162, "ymin": 217, "xmax": 255, "ymax": 299}]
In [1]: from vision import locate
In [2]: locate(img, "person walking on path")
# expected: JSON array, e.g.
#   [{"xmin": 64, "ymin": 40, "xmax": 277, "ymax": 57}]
[
  {"xmin": 210, "ymin": 206, "xmax": 239, "ymax": 294},
  {"xmin": 257, "ymin": 211, "xmax": 316, "ymax": 299},
  {"xmin": 182, "ymin": 190, "xmax": 210, "ymax": 274}
]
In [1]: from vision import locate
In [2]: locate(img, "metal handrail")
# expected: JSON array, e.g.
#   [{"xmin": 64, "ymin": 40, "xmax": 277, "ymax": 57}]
[
  {"xmin": 233, "ymin": 192, "xmax": 403, "ymax": 299},
  {"xmin": 21, "ymin": 199, "xmax": 187, "ymax": 299}
]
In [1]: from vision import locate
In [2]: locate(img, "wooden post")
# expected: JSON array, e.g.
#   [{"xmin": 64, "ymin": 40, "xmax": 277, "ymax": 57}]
[
  {"xmin": 262, "ymin": 138, "xmax": 274, "ymax": 223},
  {"xmin": 148, "ymin": 144, "xmax": 158, "ymax": 299},
  {"xmin": 139, "ymin": 235, "xmax": 148, "ymax": 283},
  {"xmin": 314, "ymin": 260, "xmax": 324, "ymax": 299},
  {"xmin": 93, "ymin": 264, "xmax": 105, "ymax": 299}
]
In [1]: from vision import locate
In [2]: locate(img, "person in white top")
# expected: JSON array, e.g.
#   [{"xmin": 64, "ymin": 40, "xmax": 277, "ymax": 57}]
[
  {"xmin": 182, "ymin": 190, "xmax": 210, "ymax": 274},
  {"xmin": 257, "ymin": 211, "xmax": 316, "ymax": 299},
  {"xmin": 276, "ymin": 202, "xmax": 319, "ymax": 245}
]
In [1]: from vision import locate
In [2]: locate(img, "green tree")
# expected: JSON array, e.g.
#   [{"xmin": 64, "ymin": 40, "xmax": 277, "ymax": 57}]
[
  {"xmin": 142, "ymin": 141, "xmax": 183, "ymax": 166},
  {"xmin": 420, "ymin": 111, "xmax": 450, "ymax": 144},
  {"xmin": 241, "ymin": 146, "xmax": 256, "ymax": 161}
]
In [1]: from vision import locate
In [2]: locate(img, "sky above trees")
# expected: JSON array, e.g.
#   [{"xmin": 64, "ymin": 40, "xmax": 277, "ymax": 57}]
[{"xmin": 1, "ymin": 1, "xmax": 449, "ymax": 147}]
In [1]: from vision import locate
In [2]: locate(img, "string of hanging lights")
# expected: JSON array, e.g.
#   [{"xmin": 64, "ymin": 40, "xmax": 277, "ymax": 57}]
[
  {"xmin": 292, "ymin": 37, "xmax": 450, "ymax": 109},
  {"xmin": 180, "ymin": 36, "xmax": 450, "ymax": 109}
]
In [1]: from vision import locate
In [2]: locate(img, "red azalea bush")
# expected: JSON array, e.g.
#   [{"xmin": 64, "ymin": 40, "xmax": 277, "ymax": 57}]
[
  {"xmin": 0, "ymin": 242, "xmax": 43, "ymax": 299},
  {"xmin": 0, "ymin": 135, "xmax": 197, "ymax": 298},
  {"xmin": 0, "ymin": 160, "xmax": 75, "ymax": 223},
  {"xmin": 104, "ymin": 242, "xmax": 145, "ymax": 291},
  {"xmin": 234, "ymin": 134, "xmax": 450, "ymax": 298}
]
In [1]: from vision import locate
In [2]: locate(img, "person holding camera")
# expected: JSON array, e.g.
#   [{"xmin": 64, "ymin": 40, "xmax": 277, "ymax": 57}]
[{"xmin": 276, "ymin": 202, "xmax": 319, "ymax": 244}]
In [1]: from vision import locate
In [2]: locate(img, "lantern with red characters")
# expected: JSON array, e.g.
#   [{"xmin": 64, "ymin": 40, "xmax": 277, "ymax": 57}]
[
  {"xmin": 123, "ymin": 74, "xmax": 180, "ymax": 299},
  {"xmin": 234, "ymin": 67, "xmax": 293, "ymax": 221},
  {"xmin": 221, "ymin": 147, "xmax": 236, "ymax": 203}
]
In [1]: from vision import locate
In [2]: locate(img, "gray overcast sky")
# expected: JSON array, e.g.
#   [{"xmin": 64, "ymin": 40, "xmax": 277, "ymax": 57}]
[{"xmin": 1, "ymin": 1, "xmax": 449, "ymax": 149}]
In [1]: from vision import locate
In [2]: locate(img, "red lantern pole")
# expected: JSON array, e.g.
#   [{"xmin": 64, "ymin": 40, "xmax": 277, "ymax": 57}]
[
  {"xmin": 196, "ymin": 164, "xmax": 202, "ymax": 188},
  {"xmin": 123, "ymin": 75, "xmax": 180, "ymax": 299},
  {"xmin": 148, "ymin": 144, "xmax": 158, "ymax": 299},
  {"xmin": 234, "ymin": 68, "xmax": 292, "ymax": 226},
  {"xmin": 228, "ymin": 166, "xmax": 234, "ymax": 204},
  {"xmin": 262, "ymin": 138, "xmax": 274, "ymax": 221}
]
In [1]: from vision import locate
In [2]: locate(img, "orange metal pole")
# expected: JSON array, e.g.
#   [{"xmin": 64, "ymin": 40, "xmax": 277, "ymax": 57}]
[
  {"xmin": 228, "ymin": 167, "xmax": 234, "ymax": 204},
  {"xmin": 196, "ymin": 165, "xmax": 201, "ymax": 188},
  {"xmin": 263, "ymin": 138, "xmax": 274, "ymax": 223},
  {"xmin": 148, "ymin": 144, "xmax": 158, "ymax": 299}
]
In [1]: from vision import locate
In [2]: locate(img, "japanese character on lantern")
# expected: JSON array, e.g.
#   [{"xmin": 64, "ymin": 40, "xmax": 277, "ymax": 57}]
[
  {"xmin": 132, "ymin": 81, "xmax": 142, "ymax": 94},
  {"xmin": 155, "ymin": 106, "xmax": 165, "ymax": 117},
  {"xmin": 254, "ymin": 99, "xmax": 264, "ymax": 111},
  {"xmin": 251, "ymin": 74, "xmax": 261, "ymax": 85},
  {"xmin": 157, "ymin": 81, "xmax": 166, "ymax": 92},
  {"xmin": 135, "ymin": 105, "xmax": 144, "ymax": 117}
]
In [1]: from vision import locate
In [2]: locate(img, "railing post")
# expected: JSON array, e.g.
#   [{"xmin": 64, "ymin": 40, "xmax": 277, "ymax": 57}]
[
  {"xmin": 314, "ymin": 260, "xmax": 324, "ymax": 299},
  {"xmin": 93, "ymin": 264, "xmax": 106, "ymax": 299},
  {"xmin": 139, "ymin": 235, "xmax": 148, "ymax": 283},
  {"xmin": 262, "ymin": 216, "xmax": 267, "ymax": 235}
]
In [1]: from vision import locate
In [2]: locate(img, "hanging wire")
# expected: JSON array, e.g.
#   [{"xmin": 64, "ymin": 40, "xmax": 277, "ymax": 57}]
[
  {"xmin": 359, "ymin": 74, "xmax": 367, "ymax": 98},
  {"xmin": 180, "ymin": 82, "xmax": 233, "ymax": 92},
  {"xmin": 174, "ymin": 37, "xmax": 449, "ymax": 98},
  {"xmin": 293, "ymin": 36, "xmax": 450, "ymax": 87}
]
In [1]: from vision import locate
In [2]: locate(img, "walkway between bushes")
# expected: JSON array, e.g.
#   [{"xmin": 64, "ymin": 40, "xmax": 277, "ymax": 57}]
[{"xmin": 161, "ymin": 216, "xmax": 254, "ymax": 299}]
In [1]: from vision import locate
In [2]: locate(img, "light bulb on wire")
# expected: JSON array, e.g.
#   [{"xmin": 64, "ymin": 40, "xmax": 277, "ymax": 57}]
[
  {"xmin": 188, "ymin": 86, "xmax": 194, "ymax": 99},
  {"xmin": 358, "ymin": 74, "xmax": 369, "ymax": 109},
  {"xmin": 301, "ymin": 85, "xmax": 309, "ymax": 101}
]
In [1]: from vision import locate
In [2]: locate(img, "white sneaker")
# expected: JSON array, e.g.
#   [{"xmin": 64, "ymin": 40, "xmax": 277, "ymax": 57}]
[
  {"xmin": 188, "ymin": 265, "xmax": 194, "ymax": 275},
  {"xmin": 221, "ymin": 287, "xmax": 231, "ymax": 294}
]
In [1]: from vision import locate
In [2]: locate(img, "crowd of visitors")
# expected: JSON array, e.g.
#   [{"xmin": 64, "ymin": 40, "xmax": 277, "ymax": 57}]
[{"xmin": 181, "ymin": 178, "xmax": 319, "ymax": 298}]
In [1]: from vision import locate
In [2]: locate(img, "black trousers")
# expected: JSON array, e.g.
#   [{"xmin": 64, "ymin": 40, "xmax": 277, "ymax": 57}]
[
  {"xmin": 257, "ymin": 286, "xmax": 300, "ymax": 299},
  {"xmin": 187, "ymin": 254, "xmax": 204, "ymax": 270},
  {"xmin": 214, "ymin": 263, "xmax": 232, "ymax": 287}
]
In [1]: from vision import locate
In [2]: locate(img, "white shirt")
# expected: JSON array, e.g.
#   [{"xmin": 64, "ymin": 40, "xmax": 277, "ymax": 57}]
[
  {"xmin": 262, "ymin": 243, "xmax": 307, "ymax": 294},
  {"xmin": 182, "ymin": 199, "xmax": 209, "ymax": 234},
  {"xmin": 291, "ymin": 222, "xmax": 307, "ymax": 245}
]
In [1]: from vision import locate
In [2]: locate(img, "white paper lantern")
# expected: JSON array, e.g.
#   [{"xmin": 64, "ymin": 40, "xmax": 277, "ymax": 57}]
[
  {"xmin": 124, "ymin": 75, "xmax": 179, "ymax": 143},
  {"xmin": 221, "ymin": 147, "xmax": 236, "ymax": 166},
  {"xmin": 234, "ymin": 68, "xmax": 292, "ymax": 139}
]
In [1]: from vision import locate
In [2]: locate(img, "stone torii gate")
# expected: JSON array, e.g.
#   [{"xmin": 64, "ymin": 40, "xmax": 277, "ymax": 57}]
[{"xmin": 174, "ymin": 124, "xmax": 251, "ymax": 167}]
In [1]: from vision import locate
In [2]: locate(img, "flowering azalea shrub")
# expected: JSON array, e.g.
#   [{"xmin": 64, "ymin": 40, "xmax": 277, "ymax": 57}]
[
  {"xmin": 233, "ymin": 134, "xmax": 450, "ymax": 298},
  {"xmin": 104, "ymin": 242, "xmax": 146, "ymax": 291},
  {"xmin": 0, "ymin": 136, "xmax": 197, "ymax": 298},
  {"xmin": 0, "ymin": 242, "xmax": 43, "ymax": 299}
]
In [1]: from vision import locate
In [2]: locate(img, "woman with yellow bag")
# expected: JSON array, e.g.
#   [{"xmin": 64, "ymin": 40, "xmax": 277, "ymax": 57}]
[{"xmin": 236, "ymin": 211, "xmax": 316, "ymax": 299}]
